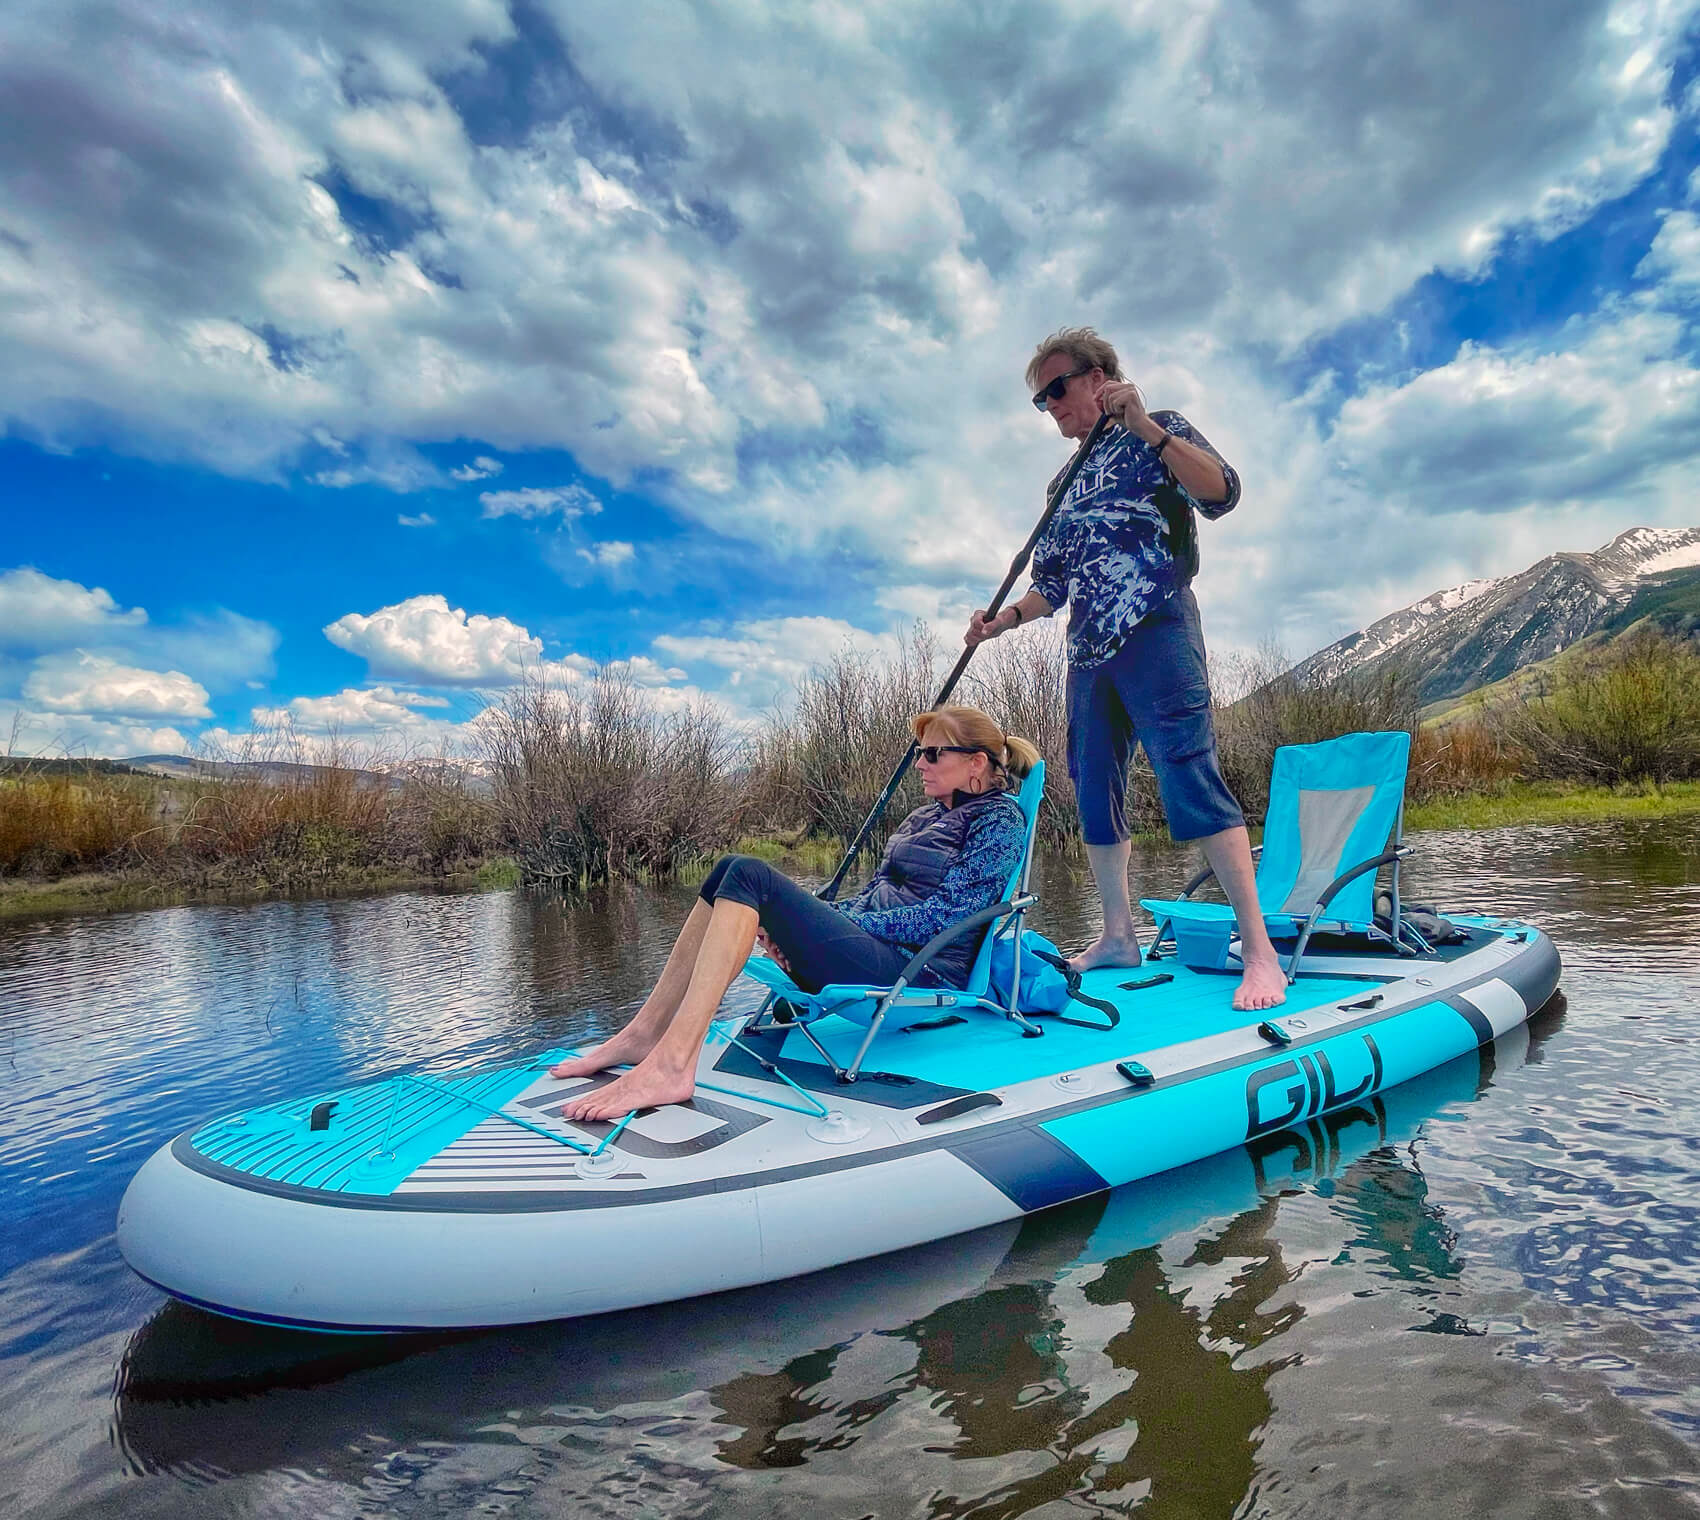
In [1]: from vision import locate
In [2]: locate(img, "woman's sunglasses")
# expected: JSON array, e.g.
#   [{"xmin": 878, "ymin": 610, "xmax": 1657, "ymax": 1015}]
[
  {"xmin": 917, "ymin": 744, "xmax": 981, "ymax": 764},
  {"xmin": 1031, "ymin": 365, "xmax": 1092, "ymax": 411}
]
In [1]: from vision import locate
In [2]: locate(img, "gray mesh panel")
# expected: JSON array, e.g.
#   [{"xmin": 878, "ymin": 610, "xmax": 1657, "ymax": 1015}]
[{"xmin": 1279, "ymin": 785, "xmax": 1376, "ymax": 915}]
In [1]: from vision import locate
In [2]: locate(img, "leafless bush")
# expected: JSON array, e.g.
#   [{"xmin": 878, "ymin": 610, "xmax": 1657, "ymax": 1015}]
[
  {"xmin": 960, "ymin": 619, "xmax": 1079, "ymax": 845},
  {"xmin": 2, "ymin": 724, "xmax": 500, "ymax": 890},
  {"xmin": 781, "ymin": 625, "xmax": 942, "ymax": 843},
  {"xmin": 481, "ymin": 666, "xmax": 741, "ymax": 890},
  {"xmin": 1214, "ymin": 644, "xmax": 1423, "ymax": 822},
  {"xmin": 1409, "ymin": 716, "xmax": 1521, "ymax": 796}
]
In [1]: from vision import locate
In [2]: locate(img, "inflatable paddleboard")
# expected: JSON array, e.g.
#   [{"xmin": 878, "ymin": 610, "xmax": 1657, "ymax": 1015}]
[{"xmin": 117, "ymin": 914, "xmax": 1559, "ymax": 1332}]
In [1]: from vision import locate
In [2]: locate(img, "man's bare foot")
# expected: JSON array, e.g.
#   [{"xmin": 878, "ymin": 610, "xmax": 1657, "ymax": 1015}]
[
  {"xmin": 1069, "ymin": 933, "xmax": 1144, "ymax": 973},
  {"xmin": 1232, "ymin": 954, "xmax": 1288, "ymax": 1011},
  {"xmin": 561, "ymin": 1058, "xmax": 695, "ymax": 1122},
  {"xmin": 548, "ymin": 1027, "xmax": 661, "ymax": 1080}
]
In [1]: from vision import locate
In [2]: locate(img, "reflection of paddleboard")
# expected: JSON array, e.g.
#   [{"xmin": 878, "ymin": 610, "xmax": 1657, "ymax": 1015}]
[
  {"xmin": 114, "ymin": 1218, "xmax": 1023, "ymax": 1478},
  {"xmin": 117, "ymin": 917, "xmax": 1560, "ymax": 1332}
]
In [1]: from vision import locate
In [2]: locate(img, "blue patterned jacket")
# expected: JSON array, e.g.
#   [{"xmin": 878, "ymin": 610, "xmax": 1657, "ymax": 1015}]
[
  {"xmin": 1029, "ymin": 412, "xmax": 1239, "ymax": 670},
  {"xmin": 835, "ymin": 789, "xmax": 1025, "ymax": 987}
]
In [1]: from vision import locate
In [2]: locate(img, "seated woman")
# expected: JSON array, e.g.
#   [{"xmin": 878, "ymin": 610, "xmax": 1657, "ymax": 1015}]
[{"xmin": 555, "ymin": 705, "xmax": 1041, "ymax": 1121}]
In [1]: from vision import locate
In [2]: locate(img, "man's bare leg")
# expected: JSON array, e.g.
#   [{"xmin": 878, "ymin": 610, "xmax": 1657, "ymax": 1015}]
[
  {"xmin": 1196, "ymin": 825, "xmax": 1286, "ymax": 1011},
  {"xmin": 563, "ymin": 899, "xmax": 758, "ymax": 1121},
  {"xmin": 1071, "ymin": 839, "xmax": 1146, "ymax": 971},
  {"xmin": 550, "ymin": 898, "xmax": 713, "ymax": 1079}
]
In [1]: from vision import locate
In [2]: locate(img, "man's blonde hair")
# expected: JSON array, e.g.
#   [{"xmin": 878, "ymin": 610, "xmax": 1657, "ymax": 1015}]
[{"xmin": 1025, "ymin": 326, "xmax": 1123, "ymax": 390}]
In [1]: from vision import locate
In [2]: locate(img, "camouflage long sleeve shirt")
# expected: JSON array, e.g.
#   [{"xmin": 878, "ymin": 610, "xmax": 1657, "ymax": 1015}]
[{"xmin": 1028, "ymin": 411, "xmax": 1239, "ymax": 670}]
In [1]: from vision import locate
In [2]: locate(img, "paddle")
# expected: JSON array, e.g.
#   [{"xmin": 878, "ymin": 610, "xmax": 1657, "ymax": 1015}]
[{"xmin": 819, "ymin": 409, "xmax": 1113, "ymax": 901}]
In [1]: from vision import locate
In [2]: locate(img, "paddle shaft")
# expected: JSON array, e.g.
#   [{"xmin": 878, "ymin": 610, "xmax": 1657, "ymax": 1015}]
[{"xmin": 819, "ymin": 410, "xmax": 1113, "ymax": 900}]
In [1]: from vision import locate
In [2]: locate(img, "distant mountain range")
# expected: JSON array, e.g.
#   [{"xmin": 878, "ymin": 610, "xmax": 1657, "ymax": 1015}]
[
  {"xmin": 1292, "ymin": 525, "xmax": 1700, "ymax": 707},
  {"xmin": 120, "ymin": 754, "xmax": 353, "ymax": 785}
]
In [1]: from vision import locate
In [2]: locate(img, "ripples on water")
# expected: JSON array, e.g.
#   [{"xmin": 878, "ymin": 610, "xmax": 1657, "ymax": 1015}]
[{"xmin": 3, "ymin": 816, "xmax": 1700, "ymax": 1517}]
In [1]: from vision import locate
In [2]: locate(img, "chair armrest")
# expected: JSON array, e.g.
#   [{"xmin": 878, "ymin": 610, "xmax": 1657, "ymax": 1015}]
[
  {"xmin": 740, "ymin": 954, "xmax": 804, "ymax": 994},
  {"xmin": 892, "ymin": 894, "xmax": 1037, "ymax": 988},
  {"xmin": 1310, "ymin": 847, "xmax": 1410, "ymax": 917}
]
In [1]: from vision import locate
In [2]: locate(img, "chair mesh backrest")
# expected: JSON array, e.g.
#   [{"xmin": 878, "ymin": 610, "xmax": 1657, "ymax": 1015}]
[
  {"xmin": 961, "ymin": 761, "xmax": 1044, "ymax": 996},
  {"xmin": 1256, "ymin": 732, "xmax": 1409, "ymax": 929}
]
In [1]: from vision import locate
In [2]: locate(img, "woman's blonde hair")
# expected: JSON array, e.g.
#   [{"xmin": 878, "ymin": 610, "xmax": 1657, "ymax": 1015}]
[{"xmin": 909, "ymin": 705, "xmax": 1040, "ymax": 791}]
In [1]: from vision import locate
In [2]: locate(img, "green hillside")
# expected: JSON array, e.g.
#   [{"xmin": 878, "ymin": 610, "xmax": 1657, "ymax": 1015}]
[
  {"xmin": 1421, "ymin": 564, "xmax": 1700, "ymax": 725},
  {"xmin": 1600, "ymin": 564, "xmax": 1700, "ymax": 637}
]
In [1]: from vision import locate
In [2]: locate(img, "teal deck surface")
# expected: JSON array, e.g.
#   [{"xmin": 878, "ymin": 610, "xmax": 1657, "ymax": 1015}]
[
  {"xmin": 189, "ymin": 1060, "xmax": 554, "ymax": 1196},
  {"xmin": 752, "ymin": 963, "xmax": 1385, "ymax": 1092}
]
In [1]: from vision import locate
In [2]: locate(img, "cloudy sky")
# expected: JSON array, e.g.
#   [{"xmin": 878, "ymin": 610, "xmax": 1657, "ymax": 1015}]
[{"xmin": 5, "ymin": 0, "xmax": 1700, "ymax": 757}]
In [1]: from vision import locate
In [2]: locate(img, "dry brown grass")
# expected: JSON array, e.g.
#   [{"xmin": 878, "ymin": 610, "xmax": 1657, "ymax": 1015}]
[
  {"xmin": 0, "ymin": 729, "xmax": 498, "ymax": 892},
  {"xmin": 0, "ymin": 769, "xmax": 156, "ymax": 876},
  {"xmin": 1410, "ymin": 718, "xmax": 1522, "ymax": 797}
]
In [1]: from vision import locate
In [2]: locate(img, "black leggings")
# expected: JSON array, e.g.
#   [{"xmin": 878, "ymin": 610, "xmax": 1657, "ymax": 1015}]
[{"xmin": 699, "ymin": 855, "xmax": 937, "ymax": 994}]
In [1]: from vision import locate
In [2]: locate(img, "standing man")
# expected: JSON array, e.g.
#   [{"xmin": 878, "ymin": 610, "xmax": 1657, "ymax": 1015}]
[{"xmin": 965, "ymin": 327, "xmax": 1285, "ymax": 1012}]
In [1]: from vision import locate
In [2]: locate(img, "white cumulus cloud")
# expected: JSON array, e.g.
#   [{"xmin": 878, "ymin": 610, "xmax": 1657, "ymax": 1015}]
[
  {"xmin": 655, "ymin": 616, "xmax": 907, "ymax": 709},
  {"xmin": 323, "ymin": 594, "xmax": 544, "ymax": 684},
  {"xmin": 0, "ymin": 567, "xmax": 147, "ymax": 651},
  {"xmin": 22, "ymin": 650, "xmax": 212, "ymax": 718},
  {"xmin": 253, "ymin": 684, "xmax": 458, "ymax": 734},
  {"xmin": 0, "ymin": 704, "xmax": 193, "ymax": 758}
]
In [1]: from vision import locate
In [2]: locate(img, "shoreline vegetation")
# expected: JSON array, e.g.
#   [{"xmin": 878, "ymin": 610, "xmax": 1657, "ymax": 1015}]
[{"xmin": 5, "ymin": 624, "xmax": 1700, "ymax": 921}]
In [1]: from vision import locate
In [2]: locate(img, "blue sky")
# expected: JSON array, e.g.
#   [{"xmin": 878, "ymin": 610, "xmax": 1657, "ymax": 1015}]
[{"xmin": 5, "ymin": 0, "xmax": 1700, "ymax": 758}]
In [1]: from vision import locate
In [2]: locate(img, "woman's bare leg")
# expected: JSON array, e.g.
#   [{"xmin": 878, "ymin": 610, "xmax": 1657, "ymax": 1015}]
[
  {"xmin": 549, "ymin": 898, "xmax": 714, "ymax": 1078},
  {"xmin": 562, "ymin": 899, "xmax": 759, "ymax": 1121}
]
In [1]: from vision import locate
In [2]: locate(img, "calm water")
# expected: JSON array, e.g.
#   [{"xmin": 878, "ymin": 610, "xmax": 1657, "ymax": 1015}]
[{"xmin": 4, "ymin": 820, "xmax": 1700, "ymax": 1518}]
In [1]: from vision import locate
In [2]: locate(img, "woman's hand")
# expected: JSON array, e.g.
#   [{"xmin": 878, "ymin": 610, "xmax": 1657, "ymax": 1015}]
[{"xmin": 754, "ymin": 928, "xmax": 791, "ymax": 973}]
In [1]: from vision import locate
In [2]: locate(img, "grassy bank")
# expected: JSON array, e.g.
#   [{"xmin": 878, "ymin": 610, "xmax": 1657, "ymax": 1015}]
[
  {"xmin": 0, "ymin": 856, "xmax": 522, "ymax": 920},
  {"xmin": 1403, "ymin": 779, "xmax": 1700, "ymax": 832}
]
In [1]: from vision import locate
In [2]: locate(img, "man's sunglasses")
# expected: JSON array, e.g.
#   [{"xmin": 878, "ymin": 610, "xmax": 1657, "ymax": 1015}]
[
  {"xmin": 1031, "ymin": 365, "xmax": 1093, "ymax": 411},
  {"xmin": 917, "ymin": 744, "xmax": 982, "ymax": 764}
]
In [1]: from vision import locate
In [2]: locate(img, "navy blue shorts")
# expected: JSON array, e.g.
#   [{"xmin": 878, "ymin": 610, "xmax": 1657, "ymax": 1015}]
[{"xmin": 1066, "ymin": 588, "xmax": 1245, "ymax": 845}]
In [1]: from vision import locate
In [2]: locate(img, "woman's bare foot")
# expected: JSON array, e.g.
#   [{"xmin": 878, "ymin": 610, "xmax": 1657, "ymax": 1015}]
[
  {"xmin": 549, "ymin": 1027, "xmax": 662, "ymax": 1080},
  {"xmin": 1232, "ymin": 952, "xmax": 1288, "ymax": 1011},
  {"xmin": 1069, "ymin": 933, "xmax": 1144, "ymax": 973},
  {"xmin": 561, "ymin": 1058, "xmax": 696, "ymax": 1122}
]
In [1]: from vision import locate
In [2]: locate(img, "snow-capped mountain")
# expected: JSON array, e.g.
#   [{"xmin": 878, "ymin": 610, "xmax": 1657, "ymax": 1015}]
[{"xmin": 1292, "ymin": 526, "xmax": 1700, "ymax": 703}]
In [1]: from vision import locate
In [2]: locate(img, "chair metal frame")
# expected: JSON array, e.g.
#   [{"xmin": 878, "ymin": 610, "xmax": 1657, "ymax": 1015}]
[{"xmin": 1146, "ymin": 747, "xmax": 1433, "ymax": 981}]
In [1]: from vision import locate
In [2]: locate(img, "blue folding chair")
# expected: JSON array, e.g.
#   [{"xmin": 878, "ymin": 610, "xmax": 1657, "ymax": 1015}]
[
  {"xmin": 1140, "ymin": 731, "xmax": 1425, "ymax": 980},
  {"xmin": 739, "ymin": 762, "xmax": 1048, "ymax": 1082}
]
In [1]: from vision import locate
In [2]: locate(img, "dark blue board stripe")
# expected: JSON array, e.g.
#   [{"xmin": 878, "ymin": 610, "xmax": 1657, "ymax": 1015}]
[
  {"xmin": 948, "ymin": 1127, "xmax": 1109, "ymax": 1212},
  {"xmin": 1445, "ymin": 994, "xmax": 1494, "ymax": 1045}
]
